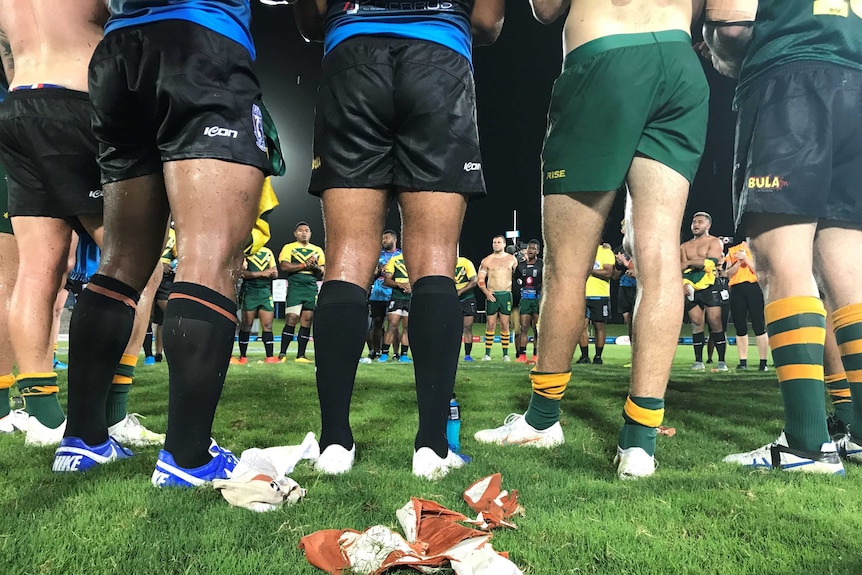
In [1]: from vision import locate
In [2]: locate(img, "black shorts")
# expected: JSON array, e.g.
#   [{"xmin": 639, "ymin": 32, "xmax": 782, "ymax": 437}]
[
  {"xmin": 734, "ymin": 62, "xmax": 862, "ymax": 232},
  {"xmin": 89, "ymin": 21, "xmax": 272, "ymax": 184},
  {"xmin": 387, "ymin": 298, "xmax": 411, "ymax": 316},
  {"xmin": 156, "ymin": 272, "xmax": 174, "ymax": 301},
  {"xmin": 309, "ymin": 36, "xmax": 486, "ymax": 197},
  {"xmin": 586, "ymin": 297, "xmax": 610, "ymax": 323},
  {"xmin": 369, "ymin": 299, "xmax": 389, "ymax": 320},
  {"xmin": 617, "ymin": 285, "xmax": 636, "ymax": 315},
  {"xmin": 730, "ymin": 281, "xmax": 766, "ymax": 337},
  {"xmin": 461, "ymin": 297, "xmax": 478, "ymax": 318},
  {"xmin": 686, "ymin": 284, "xmax": 724, "ymax": 310},
  {"xmin": 152, "ymin": 300, "xmax": 165, "ymax": 326},
  {"xmin": 0, "ymin": 89, "xmax": 102, "ymax": 219}
]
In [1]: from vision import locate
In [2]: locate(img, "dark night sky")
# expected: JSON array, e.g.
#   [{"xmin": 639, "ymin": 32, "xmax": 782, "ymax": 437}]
[{"xmin": 250, "ymin": 2, "xmax": 740, "ymax": 269}]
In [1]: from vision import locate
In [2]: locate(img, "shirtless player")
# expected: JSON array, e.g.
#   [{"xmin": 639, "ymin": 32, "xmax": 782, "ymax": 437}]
[
  {"xmin": 0, "ymin": 1, "xmax": 162, "ymax": 448},
  {"xmin": 681, "ymin": 212, "xmax": 728, "ymax": 371},
  {"xmin": 476, "ymin": 0, "xmax": 709, "ymax": 479},
  {"xmin": 477, "ymin": 235, "xmax": 518, "ymax": 361}
]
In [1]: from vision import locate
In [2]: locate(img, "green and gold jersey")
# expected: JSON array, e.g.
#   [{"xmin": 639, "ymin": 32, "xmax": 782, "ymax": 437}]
[
  {"xmin": 244, "ymin": 247, "xmax": 276, "ymax": 290},
  {"xmin": 160, "ymin": 228, "xmax": 177, "ymax": 265},
  {"xmin": 737, "ymin": 0, "xmax": 862, "ymax": 98},
  {"xmin": 384, "ymin": 253, "xmax": 411, "ymax": 301},
  {"xmin": 279, "ymin": 241, "xmax": 325, "ymax": 289},
  {"xmin": 455, "ymin": 256, "xmax": 477, "ymax": 301}
]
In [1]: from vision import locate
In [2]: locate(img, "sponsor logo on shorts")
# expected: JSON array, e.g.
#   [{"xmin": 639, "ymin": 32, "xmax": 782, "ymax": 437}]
[
  {"xmin": 343, "ymin": 0, "xmax": 453, "ymax": 12},
  {"xmin": 252, "ymin": 103, "xmax": 267, "ymax": 152},
  {"xmin": 311, "ymin": 156, "xmax": 322, "ymax": 170},
  {"xmin": 463, "ymin": 162, "xmax": 481, "ymax": 172},
  {"xmin": 88, "ymin": 190, "xmax": 103, "ymax": 199},
  {"xmin": 203, "ymin": 126, "xmax": 239, "ymax": 139},
  {"xmin": 747, "ymin": 175, "xmax": 788, "ymax": 191},
  {"xmin": 546, "ymin": 169, "xmax": 566, "ymax": 180}
]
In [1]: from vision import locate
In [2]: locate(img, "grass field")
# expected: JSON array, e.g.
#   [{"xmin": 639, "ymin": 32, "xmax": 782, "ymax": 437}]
[{"xmin": 2, "ymin": 327, "xmax": 862, "ymax": 575}]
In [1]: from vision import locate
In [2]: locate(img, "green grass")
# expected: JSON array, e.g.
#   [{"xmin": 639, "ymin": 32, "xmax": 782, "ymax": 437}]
[{"xmin": 3, "ymin": 334, "xmax": 862, "ymax": 575}]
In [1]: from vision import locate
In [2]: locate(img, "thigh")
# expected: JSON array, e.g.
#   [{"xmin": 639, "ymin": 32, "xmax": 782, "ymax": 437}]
[{"xmin": 165, "ymin": 159, "xmax": 263, "ymax": 296}]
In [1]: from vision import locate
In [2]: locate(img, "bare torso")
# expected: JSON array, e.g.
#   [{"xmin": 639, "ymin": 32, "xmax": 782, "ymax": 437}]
[
  {"xmin": 681, "ymin": 234, "xmax": 724, "ymax": 270},
  {"xmin": 480, "ymin": 253, "xmax": 518, "ymax": 292},
  {"xmin": 0, "ymin": 0, "xmax": 108, "ymax": 91},
  {"xmin": 560, "ymin": 0, "xmax": 697, "ymax": 57}
]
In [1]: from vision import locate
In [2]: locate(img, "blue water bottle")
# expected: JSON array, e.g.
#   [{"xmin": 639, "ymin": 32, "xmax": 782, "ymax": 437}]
[{"xmin": 447, "ymin": 394, "xmax": 461, "ymax": 454}]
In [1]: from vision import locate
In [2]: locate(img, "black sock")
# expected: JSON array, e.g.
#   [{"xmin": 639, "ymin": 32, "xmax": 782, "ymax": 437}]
[
  {"xmin": 143, "ymin": 327, "xmax": 153, "ymax": 358},
  {"xmin": 738, "ymin": 359, "xmax": 748, "ymax": 367},
  {"xmin": 579, "ymin": 345, "xmax": 588, "ymax": 359},
  {"xmin": 411, "ymin": 276, "xmax": 461, "ymax": 457},
  {"xmin": 314, "ymin": 281, "xmax": 368, "ymax": 449},
  {"xmin": 595, "ymin": 346, "xmax": 604, "ymax": 359},
  {"xmin": 464, "ymin": 342, "xmax": 472, "ymax": 356},
  {"xmin": 713, "ymin": 331, "xmax": 727, "ymax": 362},
  {"xmin": 163, "ymin": 282, "xmax": 237, "ymax": 468},
  {"xmin": 759, "ymin": 359, "xmax": 768, "ymax": 369},
  {"xmin": 400, "ymin": 345, "xmax": 409, "ymax": 357},
  {"xmin": 238, "ymin": 330, "xmax": 250, "ymax": 358},
  {"xmin": 262, "ymin": 331, "xmax": 274, "ymax": 357},
  {"xmin": 66, "ymin": 275, "xmax": 139, "ymax": 445},
  {"xmin": 381, "ymin": 343, "xmax": 391, "ymax": 355},
  {"xmin": 297, "ymin": 326, "xmax": 311, "ymax": 358},
  {"xmin": 693, "ymin": 332, "xmax": 705, "ymax": 362},
  {"xmin": 280, "ymin": 325, "xmax": 296, "ymax": 355},
  {"xmin": 518, "ymin": 347, "xmax": 526, "ymax": 357}
]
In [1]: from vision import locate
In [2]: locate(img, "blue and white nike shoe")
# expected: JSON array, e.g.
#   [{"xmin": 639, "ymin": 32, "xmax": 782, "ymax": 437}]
[
  {"xmin": 52, "ymin": 436, "xmax": 133, "ymax": 472},
  {"xmin": 723, "ymin": 432, "xmax": 845, "ymax": 475},
  {"xmin": 151, "ymin": 439, "xmax": 238, "ymax": 488}
]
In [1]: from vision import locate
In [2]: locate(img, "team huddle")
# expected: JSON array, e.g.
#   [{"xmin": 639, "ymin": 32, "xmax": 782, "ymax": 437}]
[{"xmin": 0, "ymin": 0, "xmax": 861, "ymax": 491}]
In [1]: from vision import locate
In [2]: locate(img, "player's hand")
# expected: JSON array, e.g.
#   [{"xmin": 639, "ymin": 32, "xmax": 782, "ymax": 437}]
[
  {"xmin": 401, "ymin": 283, "xmax": 412, "ymax": 294},
  {"xmin": 267, "ymin": 268, "xmax": 279, "ymax": 279},
  {"xmin": 487, "ymin": 292, "xmax": 497, "ymax": 303}
]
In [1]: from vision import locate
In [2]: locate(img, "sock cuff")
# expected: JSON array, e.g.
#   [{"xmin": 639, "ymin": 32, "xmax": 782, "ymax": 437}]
[
  {"xmin": 828, "ymin": 387, "xmax": 852, "ymax": 398},
  {"xmin": 298, "ymin": 326, "xmax": 311, "ymax": 334},
  {"xmin": 17, "ymin": 373, "xmax": 59, "ymax": 396},
  {"xmin": 530, "ymin": 370, "xmax": 570, "ymax": 400},
  {"xmin": 318, "ymin": 279, "xmax": 368, "ymax": 306},
  {"xmin": 168, "ymin": 282, "xmax": 238, "ymax": 325},
  {"xmin": 832, "ymin": 303, "xmax": 862, "ymax": 329},
  {"xmin": 119, "ymin": 353, "xmax": 138, "ymax": 368},
  {"xmin": 87, "ymin": 274, "xmax": 140, "ymax": 307},
  {"xmin": 692, "ymin": 332, "xmax": 705, "ymax": 342},
  {"xmin": 0, "ymin": 374, "xmax": 14, "ymax": 390},
  {"xmin": 17, "ymin": 372, "xmax": 57, "ymax": 381},
  {"xmin": 624, "ymin": 396, "xmax": 665, "ymax": 428},
  {"xmin": 765, "ymin": 296, "xmax": 825, "ymax": 324},
  {"xmin": 411, "ymin": 275, "xmax": 456, "ymax": 295}
]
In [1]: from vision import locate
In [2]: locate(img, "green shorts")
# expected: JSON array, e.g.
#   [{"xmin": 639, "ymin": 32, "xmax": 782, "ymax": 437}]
[
  {"xmin": 486, "ymin": 291, "xmax": 512, "ymax": 316},
  {"xmin": 242, "ymin": 285, "xmax": 274, "ymax": 312},
  {"xmin": 520, "ymin": 298, "xmax": 540, "ymax": 316},
  {"xmin": 542, "ymin": 30, "xmax": 708, "ymax": 193},
  {"xmin": 0, "ymin": 162, "xmax": 11, "ymax": 235},
  {"xmin": 286, "ymin": 283, "xmax": 318, "ymax": 311}
]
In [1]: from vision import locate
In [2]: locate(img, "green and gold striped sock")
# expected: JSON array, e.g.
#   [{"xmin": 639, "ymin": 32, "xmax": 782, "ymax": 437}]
[
  {"xmin": 832, "ymin": 303, "xmax": 862, "ymax": 439},
  {"xmin": 766, "ymin": 296, "xmax": 830, "ymax": 451}
]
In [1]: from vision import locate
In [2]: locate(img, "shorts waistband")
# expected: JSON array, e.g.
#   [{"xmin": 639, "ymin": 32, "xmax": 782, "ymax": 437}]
[
  {"xmin": 564, "ymin": 30, "xmax": 691, "ymax": 70},
  {"xmin": 3, "ymin": 87, "xmax": 89, "ymax": 101}
]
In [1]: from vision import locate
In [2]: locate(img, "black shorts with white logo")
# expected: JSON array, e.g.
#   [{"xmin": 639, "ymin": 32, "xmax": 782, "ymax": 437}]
[
  {"xmin": 89, "ymin": 20, "xmax": 271, "ymax": 184},
  {"xmin": 156, "ymin": 271, "xmax": 174, "ymax": 301},
  {"xmin": 309, "ymin": 36, "xmax": 486, "ymax": 197},
  {"xmin": 686, "ymin": 284, "xmax": 723, "ymax": 310},
  {"xmin": 734, "ymin": 62, "xmax": 862, "ymax": 232},
  {"xmin": 0, "ymin": 89, "xmax": 102, "ymax": 219},
  {"xmin": 585, "ymin": 297, "xmax": 610, "ymax": 323},
  {"xmin": 461, "ymin": 297, "xmax": 478, "ymax": 318}
]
